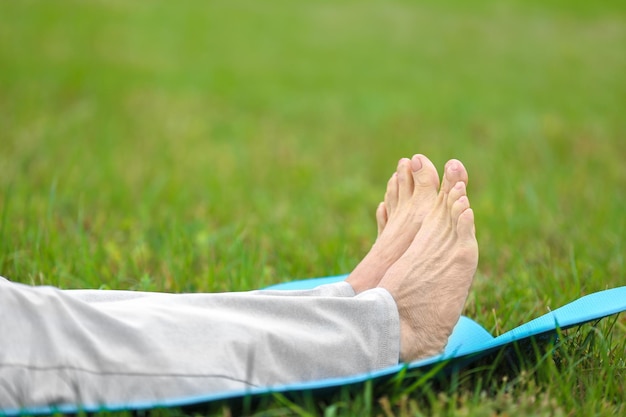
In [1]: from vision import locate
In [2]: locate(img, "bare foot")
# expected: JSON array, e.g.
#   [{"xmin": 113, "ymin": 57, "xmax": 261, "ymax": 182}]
[
  {"xmin": 346, "ymin": 154, "xmax": 440, "ymax": 293},
  {"xmin": 378, "ymin": 159, "xmax": 479, "ymax": 362}
]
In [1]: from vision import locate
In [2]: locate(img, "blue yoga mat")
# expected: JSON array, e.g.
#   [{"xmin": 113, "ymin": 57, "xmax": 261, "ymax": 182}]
[{"xmin": 6, "ymin": 276, "xmax": 626, "ymax": 416}]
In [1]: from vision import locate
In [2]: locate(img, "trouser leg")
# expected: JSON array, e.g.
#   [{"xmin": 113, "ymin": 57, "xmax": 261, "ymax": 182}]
[{"xmin": 0, "ymin": 278, "xmax": 400, "ymax": 410}]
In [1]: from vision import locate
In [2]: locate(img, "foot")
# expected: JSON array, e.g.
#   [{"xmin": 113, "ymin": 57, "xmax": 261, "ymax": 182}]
[
  {"xmin": 378, "ymin": 159, "xmax": 479, "ymax": 362},
  {"xmin": 346, "ymin": 154, "xmax": 440, "ymax": 293}
]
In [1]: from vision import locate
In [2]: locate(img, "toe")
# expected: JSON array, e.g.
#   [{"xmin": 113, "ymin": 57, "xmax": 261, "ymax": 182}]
[
  {"xmin": 441, "ymin": 159, "xmax": 469, "ymax": 194},
  {"xmin": 411, "ymin": 154, "xmax": 440, "ymax": 190},
  {"xmin": 451, "ymin": 195, "xmax": 471, "ymax": 223},
  {"xmin": 457, "ymin": 207, "xmax": 476, "ymax": 240},
  {"xmin": 447, "ymin": 181, "xmax": 467, "ymax": 210},
  {"xmin": 376, "ymin": 202, "xmax": 388, "ymax": 236},
  {"xmin": 397, "ymin": 158, "xmax": 414, "ymax": 203},
  {"xmin": 385, "ymin": 173, "xmax": 399, "ymax": 214}
]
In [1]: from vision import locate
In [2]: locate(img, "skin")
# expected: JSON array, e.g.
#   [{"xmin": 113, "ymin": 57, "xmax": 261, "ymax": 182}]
[
  {"xmin": 347, "ymin": 156, "xmax": 479, "ymax": 362},
  {"xmin": 346, "ymin": 154, "xmax": 441, "ymax": 293}
]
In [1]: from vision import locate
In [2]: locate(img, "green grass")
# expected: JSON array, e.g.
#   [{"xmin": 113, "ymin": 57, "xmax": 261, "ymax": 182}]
[{"xmin": 1, "ymin": 0, "xmax": 625, "ymax": 415}]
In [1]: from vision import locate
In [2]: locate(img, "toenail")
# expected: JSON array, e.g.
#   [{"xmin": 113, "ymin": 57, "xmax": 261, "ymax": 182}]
[
  {"xmin": 448, "ymin": 162, "xmax": 459, "ymax": 173},
  {"xmin": 411, "ymin": 157, "xmax": 422, "ymax": 172}
]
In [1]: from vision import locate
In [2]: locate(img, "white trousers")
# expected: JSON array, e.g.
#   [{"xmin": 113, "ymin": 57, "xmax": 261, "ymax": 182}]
[{"xmin": 0, "ymin": 276, "xmax": 400, "ymax": 410}]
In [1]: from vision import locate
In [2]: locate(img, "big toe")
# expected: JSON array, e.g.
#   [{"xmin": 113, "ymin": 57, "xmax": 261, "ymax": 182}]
[
  {"xmin": 411, "ymin": 154, "xmax": 440, "ymax": 191},
  {"xmin": 441, "ymin": 159, "xmax": 469, "ymax": 194}
]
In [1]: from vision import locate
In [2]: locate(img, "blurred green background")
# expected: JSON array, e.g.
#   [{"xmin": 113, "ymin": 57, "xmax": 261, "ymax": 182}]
[{"xmin": 1, "ymin": 0, "xmax": 624, "ymax": 414}]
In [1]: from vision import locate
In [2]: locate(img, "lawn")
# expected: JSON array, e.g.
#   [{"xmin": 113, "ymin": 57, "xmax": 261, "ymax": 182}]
[{"xmin": 1, "ymin": 0, "xmax": 624, "ymax": 415}]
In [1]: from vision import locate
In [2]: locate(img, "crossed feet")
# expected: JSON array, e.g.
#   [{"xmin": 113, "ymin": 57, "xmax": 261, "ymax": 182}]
[{"xmin": 345, "ymin": 154, "xmax": 479, "ymax": 362}]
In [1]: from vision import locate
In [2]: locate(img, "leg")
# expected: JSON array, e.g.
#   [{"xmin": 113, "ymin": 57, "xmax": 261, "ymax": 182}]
[{"xmin": 0, "ymin": 279, "xmax": 399, "ymax": 409}]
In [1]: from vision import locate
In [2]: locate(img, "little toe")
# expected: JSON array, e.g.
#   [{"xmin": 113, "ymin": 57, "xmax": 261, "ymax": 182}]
[{"xmin": 376, "ymin": 202, "xmax": 388, "ymax": 236}]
